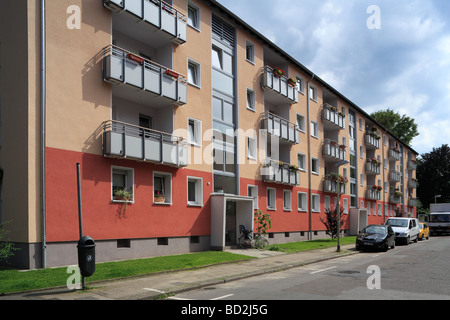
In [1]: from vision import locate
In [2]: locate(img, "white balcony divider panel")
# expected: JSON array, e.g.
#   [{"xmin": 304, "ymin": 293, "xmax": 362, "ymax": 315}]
[
  {"xmin": 103, "ymin": 0, "xmax": 187, "ymax": 44},
  {"xmin": 261, "ymin": 66, "xmax": 298, "ymax": 104},
  {"xmin": 103, "ymin": 120, "xmax": 188, "ymax": 167},
  {"xmin": 262, "ymin": 112, "xmax": 299, "ymax": 144},
  {"xmin": 261, "ymin": 160, "xmax": 300, "ymax": 186},
  {"xmin": 103, "ymin": 45, "xmax": 187, "ymax": 105}
]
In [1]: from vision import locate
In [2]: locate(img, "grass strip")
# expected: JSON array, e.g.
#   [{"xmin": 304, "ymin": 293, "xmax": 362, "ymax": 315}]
[
  {"xmin": 0, "ymin": 251, "xmax": 253, "ymax": 295},
  {"xmin": 269, "ymin": 236, "xmax": 356, "ymax": 253}
]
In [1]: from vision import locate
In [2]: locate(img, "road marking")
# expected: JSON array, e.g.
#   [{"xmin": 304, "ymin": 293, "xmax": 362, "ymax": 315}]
[
  {"xmin": 210, "ymin": 294, "xmax": 234, "ymax": 300},
  {"xmin": 143, "ymin": 288, "xmax": 165, "ymax": 294},
  {"xmin": 309, "ymin": 266, "xmax": 337, "ymax": 274},
  {"xmin": 168, "ymin": 296, "xmax": 193, "ymax": 300}
]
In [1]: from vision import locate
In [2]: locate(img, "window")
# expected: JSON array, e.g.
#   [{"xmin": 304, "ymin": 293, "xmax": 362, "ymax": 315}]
[
  {"xmin": 297, "ymin": 153, "xmax": 306, "ymax": 171},
  {"xmin": 360, "ymin": 173, "xmax": 364, "ymax": 186},
  {"xmin": 187, "ymin": 2, "xmax": 200, "ymax": 30},
  {"xmin": 112, "ymin": 167, "xmax": 134, "ymax": 202},
  {"xmin": 247, "ymin": 137, "xmax": 256, "ymax": 160},
  {"xmin": 212, "ymin": 46, "xmax": 223, "ymax": 70},
  {"xmin": 296, "ymin": 77, "xmax": 304, "ymax": 94},
  {"xmin": 311, "ymin": 121, "xmax": 319, "ymax": 138},
  {"xmin": 298, "ymin": 192, "xmax": 307, "ymax": 211},
  {"xmin": 343, "ymin": 198, "xmax": 349, "ymax": 214},
  {"xmin": 188, "ymin": 118, "xmax": 202, "ymax": 146},
  {"xmin": 360, "ymin": 145, "xmax": 364, "ymax": 158},
  {"xmin": 187, "ymin": 59, "xmax": 201, "ymax": 87},
  {"xmin": 324, "ymin": 195, "xmax": 330, "ymax": 210},
  {"xmin": 187, "ymin": 177, "xmax": 203, "ymax": 206},
  {"xmin": 311, "ymin": 158, "xmax": 319, "ymax": 175},
  {"xmin": 296, "ymin": 114, "xmax": 305, "ymax": 132},
  {"xmin": 246, "ymin": 88, "xmax": 256, "ymax": 111},
  {"xmin": 283, "ymin": 190, "xmax": 292, "ymax": 211},
  {"xmin": 378, "ymin": 203, "xmax": 382, "ymax": 216},
  {"xmin": 245, "ymin": 40, "xmax": 255, "ymax": 63},
  {"xmin": 139, "ymin": 114, "xmax": 152, "ymax": 129},
  {"xmin": 359, "ymin": 118, "xmax": 363, "ymax": 131},
  {"xmin": 309, "ymin": 85, "xmax": 317, "ymax": 101},
  {"xmin": 267, "ymin": 188, "xmax": 276, "ymax": 210},
  {"xmin": 311, "ymin": 194, "xmax": 320, "ymax": 212},
  {"xmin": 248, "ymin": 185, "xmax": 258, "ymax": 209},
  {"xmin": 154, "ymin": 172, "xmax": 172, "ymax": 204}
]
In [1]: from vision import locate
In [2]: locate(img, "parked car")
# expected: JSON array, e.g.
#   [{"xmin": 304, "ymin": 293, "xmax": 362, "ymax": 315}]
[
  {"xmin": 384, "ymin": 217, "xmax": 420, "ymax": 245},
  {"xmin": 418, "ymin": 222, "xmax": 430, "ymax": 240},
  {"xmin": 356, "ymin": 225, "xmax": 396, "ymax": 251}
]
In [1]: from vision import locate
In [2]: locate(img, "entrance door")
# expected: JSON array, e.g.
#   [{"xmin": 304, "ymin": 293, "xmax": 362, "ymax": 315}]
[{"xmin": 225, "ymin": 201, "xmax": 236, "ymax": 246}]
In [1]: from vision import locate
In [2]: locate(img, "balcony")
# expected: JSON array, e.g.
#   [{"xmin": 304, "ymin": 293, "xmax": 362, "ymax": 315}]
[
  {"xmin": 103, "ymin": 0, "xmax": 187, "ymax": 45},
  {"xmin": 389, "ymin": 148, "xmax": 401, "ymax": 161},
  {"xmin": 261, "ymin": 66, "xmax": 298, "ymax": 105},
  {"xmin": 389, "ymin": 193, "xmax": 403, "ymax": 204},
  {"xmin": 407, "ymin": 160, "xmax": 417, "ymax": 170},
  {"xmin": 262, "ymin": 112, "xmax": 299, "ymax": 144},
  {"xmin": 103, "ymin": 120, "xmax": 188, "ymax": 167},
  {"xmin": 322, "ymin": 104, "xmax": 345, "ymax": 130},
  {"xmin": 261, "ymin": 160, "xmax": 300, "ymax": 186},
  {"xmin": 408, "ymin": 198, "xmax": 417, "ymax": 207},
  {"xmin": 408, "ymin": 179, "xmax": 418, "ymax": 189},
  {"xmin": 322, "ymin": 139, "xmax": 346, "ymax": 162},
  {"xmin": 389, "ymin": 170, "xmax": 402, "ymax": 183},
  {"xmin": 323, "ymin": 173, "xmax": 347, "ymax": 194},
  {"xmin": 364, "ymin": 133, "xmax": 380, "ymax": 149},
  {"xmin": 366, "ymin": 186, "xmax": 382, "ymax": 201},
  {"xmin": 365, "ymin": 158, "xmax": 381, "ymax": 175},
  {"xmin": 103, "ymin": 45, "xmax": 187, "ymax": 106}
]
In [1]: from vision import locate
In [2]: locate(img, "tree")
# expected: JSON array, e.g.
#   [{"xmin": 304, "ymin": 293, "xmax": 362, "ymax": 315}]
[
  {"xmin": 416, "ymin": 144, "xmax": 450, "ymax": 209},
  {"xmin": 370, "ymin": 109, "xmax": 419, "ymax": 146},
  {"xmin": 0, "ymin": 221, "xmax": 19, "ymax": 263},
  {"xmin": 320, "ymin": 207, "xmax": 344, "ymax": 240},
  {"xmin": 254, "ymin": 210, "xmax": 272, "ymax": 236}
]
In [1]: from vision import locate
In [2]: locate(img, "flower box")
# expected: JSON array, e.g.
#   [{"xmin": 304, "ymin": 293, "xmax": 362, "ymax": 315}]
[
  {"xmin": 127, "ymin": 53, "xmax": 144, "ymax": 64},
  {"xmin": 165, "ymin": 69, "xmax": 179, "ymax": 79}
]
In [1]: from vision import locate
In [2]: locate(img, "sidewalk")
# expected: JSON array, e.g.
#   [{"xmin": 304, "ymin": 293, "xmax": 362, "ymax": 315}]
[{"xmin": 1, "ymin": 244, "xmax": 357, "ymax": 300}]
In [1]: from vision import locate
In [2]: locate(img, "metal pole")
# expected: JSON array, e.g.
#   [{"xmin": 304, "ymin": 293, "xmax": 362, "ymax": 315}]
[{"xmin": 76, "ymin": 163, "xmax": 86, "ymax": 289}]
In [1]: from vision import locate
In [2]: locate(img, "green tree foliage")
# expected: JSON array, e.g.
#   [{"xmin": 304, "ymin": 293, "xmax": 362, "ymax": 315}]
[
  {"xmin": 370, "ymin": 108, "xmax": 419, "ymax": 146},
  {"xmin": 417, "ymin": 144, "xmax": 450, "ymax": 209}
]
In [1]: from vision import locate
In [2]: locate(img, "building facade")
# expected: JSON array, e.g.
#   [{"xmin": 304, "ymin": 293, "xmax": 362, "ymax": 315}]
[{"xmin": 0, "ymin": 0, "xmax": 417, "ymax": 269}]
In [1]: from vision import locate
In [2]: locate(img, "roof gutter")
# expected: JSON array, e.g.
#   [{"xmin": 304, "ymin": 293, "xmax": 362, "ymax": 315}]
[{"xmin": 40, "ymin": 0, "xmax": 47, "ymax": 269}]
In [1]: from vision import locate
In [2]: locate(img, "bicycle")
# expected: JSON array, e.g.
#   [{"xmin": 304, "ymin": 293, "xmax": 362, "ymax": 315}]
[{"xmin": 238, "ymin": 225, "xmax": 269, "ymax": 250}]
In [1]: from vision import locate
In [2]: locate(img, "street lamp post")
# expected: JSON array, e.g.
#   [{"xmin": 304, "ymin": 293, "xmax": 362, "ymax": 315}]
[{"xmin": 335, "ymin": 160, "xmax": 349, "ymax": 252}]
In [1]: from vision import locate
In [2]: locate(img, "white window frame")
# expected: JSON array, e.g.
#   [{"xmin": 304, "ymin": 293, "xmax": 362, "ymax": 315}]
[
  {"xmin": 187, "ymin": 59, "xmax": 201, "ymax": 87},
  {"xmin": 296, "ymin": 113, "xmax": 305, "ymax": 132},
  {"xmin": 297, "ymin": 153, "xmax": 306, "ymax": 171},
  {"xmin": 309, "ymin": 85, "xmax": 317, "ymax": 101},
  {"xmin": 267, "ymin": 187, "xmax": 276, "ymax": 210},
  {"xmin": 343, "ymin": 198, "xmax": 349, "ymax": 214},
  {"xmin": 245, "ymin": 40, "xmax": 255, "ymax": 64},
  {"xmin": 153, "ymin": 171, "xmax": 172, "ymax": 205},
  {"xmin": 111, "ymin": 166, "xmax": 135, "ymax": 203},
  {"xmin": 324, "ymin": 195, "xmax": 330, "ymax": 211},
  {"xmin": 188, "ymin": 118, "xmax": 202, "ymax": 147},
  {"xmin": 283, "ymin": 190, "xmax": 292, "ymax": 211},
  {"xmin": 296, "ymin": 76, "xmax": 305, "ymax": 94},
  {"xmin": 298, "ymin": 192, "xmax": 307, "ymax": 212},
  {"xmin": 311, "ymin": 194, "xmax": 320, "ymax": 212},
  {"xmin": 246, "ymin": 88, "xmax": 256, "ymax": 111},
  {"xmin": 248, "ymin": 185, "xmax": 259, "ymax": 209},
  {"xmin": 311, "ymin": 121, "xmax": 319, "ymax": 138},
  {"xmin": 187, "ymin": 1, "xmax": 201, "ymax": 30},
  {"xmin": 247, "ymin": 136, "xmax": 257, "ymax": 160},
  {"xmin": 311, "ymin": 157, "xmax": 319, "ymax": 175},
  {"xmin": 187, "ymin": 176, "xmax": 203, "ymax": 206}
]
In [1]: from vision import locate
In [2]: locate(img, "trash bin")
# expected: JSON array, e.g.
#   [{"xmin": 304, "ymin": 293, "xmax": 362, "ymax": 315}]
[{"xmin": 77, "ymin": 236, "xmax": 96, "ymax": 277}]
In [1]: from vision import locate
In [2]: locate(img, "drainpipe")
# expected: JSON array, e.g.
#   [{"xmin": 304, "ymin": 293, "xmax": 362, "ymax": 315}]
[
  {"xmin": 41, "ymin": 0, "xmax": 47, "ymax": 269},
  {"xmin": 306, "ymin": 73, "xmax": 315, "ymax": 240}
]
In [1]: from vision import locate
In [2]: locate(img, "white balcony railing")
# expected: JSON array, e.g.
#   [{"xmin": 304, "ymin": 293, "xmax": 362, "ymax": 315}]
[
  {"xmin": 323, "ymin": 173, "xmax": 347, "ymax": 194},
  {"xmin": 408, "ymin": 179, "xmax": 417, "ymax": 189},
  {"xmin": 390, "ymin": 194, "xmax": 402, "ymax": 204},
  {"xmin": 366, "ymin": 187, "xmax": 381, "ymax": 201},
  {"xmin": 103, "ymin": 120, "xmax": 188, "ymax": 167},
  {"xmin": 261, "ymin": 160, "xmax": 300, "ymax": 186},
  {"xmin": 365, "ymin": 160, "xmax": 381, "ymax": 175},
  {"xmin": 322, "ymin": 139, "xmax": 346, "ymax": 162},
  {"xmin": 103, "ymin": 0, "xmax": 187, "ymax": 44},
  {"xmin": 389, "ymin": 148, "xmax": 401, "ymax": 161},
  {"xmin": 407, "ymin": 160, "xmax": 417, "ymax": 170},
  {"xmin": 261, "ymin": 66, "xmax": 298, "ymax": 104},
  {"xmin": 322, "ymin": 104, "xmax": 345, "ymax": 130},
  {"xmin": 408, "ymin": 198, "xmax": 417, "ymax": 207},
  {"xmin": 262, "ymin": 112, "xmax": 299, "ymax": 144},
  {"xmin": 103, "ymin": 45, "xmax": 187, "ymax": 106},
  {"xmin": 364, "ymin": 133, "xmax": 380, "ymax": 149},
  {"xmin": 389, "ymin": 170, "xmax": 402, "ymax": 182}
]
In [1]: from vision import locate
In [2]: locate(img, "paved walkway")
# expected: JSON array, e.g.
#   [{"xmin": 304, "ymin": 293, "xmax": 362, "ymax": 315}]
[{"xmin": 1, "ymin": 244, "xmax": 357, "ymax": 300}]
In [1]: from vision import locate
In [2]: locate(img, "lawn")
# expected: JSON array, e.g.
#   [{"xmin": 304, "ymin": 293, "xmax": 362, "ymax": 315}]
[
  {"xmin": 0, "ymin": 251, "xmax": 254, "ymax": 295},
  {"xmin": 269, "ymin": 236, "xmax": 356, "ymax": 253}
]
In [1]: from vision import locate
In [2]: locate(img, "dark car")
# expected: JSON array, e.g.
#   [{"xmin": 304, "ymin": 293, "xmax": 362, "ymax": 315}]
[{"xmin": 356, "ymin": 225, "xmax": 396, "ymax": 252}]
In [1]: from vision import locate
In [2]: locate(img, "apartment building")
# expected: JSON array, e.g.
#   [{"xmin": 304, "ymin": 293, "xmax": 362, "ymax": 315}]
[{"xmin": 0, "ymin": 0, "xmax": 417, "ymax": 269}]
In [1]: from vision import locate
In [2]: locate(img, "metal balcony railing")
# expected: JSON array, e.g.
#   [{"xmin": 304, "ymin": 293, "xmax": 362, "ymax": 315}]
[
  {"xmin": 366, "ymin": 187, "xmax": 382, "ymax": 201},
  {"xmin": 322, "ymin": 139, "xmax": 346, "ymax": 162},
  {"xmin": 103, "ymin": 45, "xmax": 187, "ymax": 105},
  {"xmin": 389, "ymin": 148, "xmax": 401, "ymax": 161},
  {"xmin": 322, "ymin": 104, "xmax": 345, "ymax": 130},
  {"xmin": 407, "ymin": 160, "xmax": 417, "ymax": 170},
  {"xmin": 261, "ymin": 66, "xmax": 298, "ymax": 104},
  {"xmin": 365, "ymin": 159, "xmax": 381, "ymax": 175},
  {"xmin": 389, "ymin": 170, "xmax": 402, "ymax": 182},
  {"xmin": 364, "ymin": 133, "xmax": 380, "ymax": 149},
  {"xmin": 103, "ymin": 0, "xmax": 187, "ymax": 44},
  {"xmin": 103, "ymin": 120, "xmax": 188, "ymax": 167},
  {"xmin": 323, "ymin": 173, "xmax": 347, "ymax": 194},
  {"xmin": 261, "ymin": 159, "xmax": 300, "ymax": 186},
  {"xmin": 262, "ymin": 112, "xmax": 299, "ymax": 144}
]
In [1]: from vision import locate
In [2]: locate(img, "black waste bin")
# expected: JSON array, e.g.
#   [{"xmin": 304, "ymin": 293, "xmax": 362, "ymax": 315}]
[{"xmin": 77, "ymin": 236, "xmax": 96, "ymax": 277}]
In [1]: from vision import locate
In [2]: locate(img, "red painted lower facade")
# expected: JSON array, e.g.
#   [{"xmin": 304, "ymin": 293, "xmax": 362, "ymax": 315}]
[{"xmin": 45, "ymin": 147, "xmax": 415, "ymax": 244}]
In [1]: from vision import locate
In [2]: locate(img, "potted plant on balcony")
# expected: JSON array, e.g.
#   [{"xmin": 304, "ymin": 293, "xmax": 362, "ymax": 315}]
[
  {"xmin": 126, "ymin": 52, "xmax": 144, "ymax": 65},
  {"xmin": 289, "ymin": 164, "xmax": 299, "ymax": 171},
  {"xmin": 165, "ymin": 69, "xmax": 179, "ymax": 79},
  {"xmin": 114, "ymin": 188, "xmax": 132, "ymax": 214},
  {"xmin": 288, "ymin": 77, "xmax": 297, "ymax": 87},
  {"xmin": 339, "ymin": 144, "xmax": 346, "ymax": 150},
  {"xmin": 154, "ymin": 190, "xmax": 166, "ymax": 203},
  {"xmin": 272, "ymin": 66, "xmax": 285, "ymax": 78}
]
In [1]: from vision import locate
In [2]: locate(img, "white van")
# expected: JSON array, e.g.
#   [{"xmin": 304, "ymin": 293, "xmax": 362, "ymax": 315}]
[{"xmin": 384, "ymin": 217, "xmax": 420, "ymax": 245}]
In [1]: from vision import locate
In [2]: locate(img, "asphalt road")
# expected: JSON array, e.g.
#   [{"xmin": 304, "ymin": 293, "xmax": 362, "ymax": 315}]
[{"xmin": 167, "ymin": 236, "xmax": 450, "ymax": 300}]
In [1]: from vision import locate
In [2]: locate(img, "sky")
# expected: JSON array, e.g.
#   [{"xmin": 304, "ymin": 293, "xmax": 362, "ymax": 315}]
[{"xmin": 216, "ymin": 0, "xmax": 450, "ymax": 156}]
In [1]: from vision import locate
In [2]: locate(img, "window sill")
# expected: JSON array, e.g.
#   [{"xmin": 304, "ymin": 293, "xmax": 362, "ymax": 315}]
[
  {"xmin": 188, "ymin": 202, "xmax": 203, "ymax": 207},
  {"xmin": 153, "ymin": 202, "xmax": 172, "ymax": 206}
]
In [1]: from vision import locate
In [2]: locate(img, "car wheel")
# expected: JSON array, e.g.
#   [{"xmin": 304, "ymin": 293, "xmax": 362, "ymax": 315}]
[
  {"xmin": 391, "ymin": 240, "xmax": 395, "ymax": 249},
  {"xmin": 406, "ymin": 236, "xmax": 410, "ymax": 245},
  {"xmin": 414, "ymin": 235, "xmax": 418, "ymax": 243}
]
